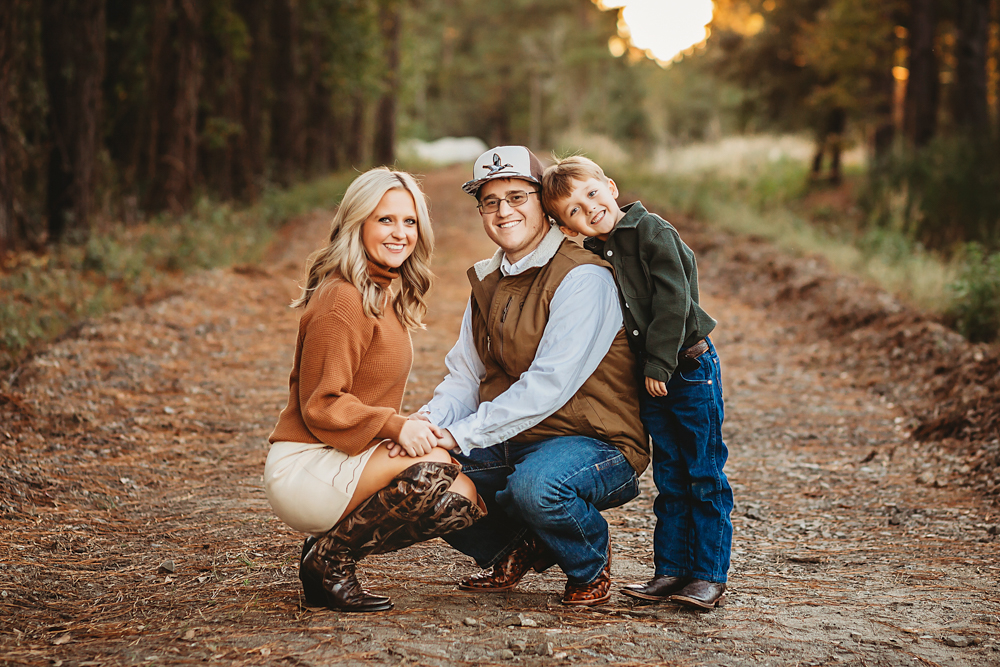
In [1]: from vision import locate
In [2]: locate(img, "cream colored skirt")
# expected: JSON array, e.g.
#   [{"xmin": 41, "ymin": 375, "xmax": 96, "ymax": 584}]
[{"xmin": 263, "ymin": 440, "xmax": 381, "ymax": 536}]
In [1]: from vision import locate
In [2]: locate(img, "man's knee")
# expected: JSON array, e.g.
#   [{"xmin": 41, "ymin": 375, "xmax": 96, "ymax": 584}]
[{"xmin": 503, "ymin": 466, "xmax": 568, "ymax": 515}]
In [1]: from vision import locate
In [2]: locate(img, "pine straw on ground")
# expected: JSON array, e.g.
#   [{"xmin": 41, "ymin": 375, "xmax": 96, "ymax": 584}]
[{"xmin": 1, "ymin": 166, "xmax": 998, "ymax": 666}]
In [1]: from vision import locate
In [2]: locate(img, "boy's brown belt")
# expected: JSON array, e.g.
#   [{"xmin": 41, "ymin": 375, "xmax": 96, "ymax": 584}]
[{"xmin": 681, "ymin": 339, "xmax": 709, "ymax": 360}]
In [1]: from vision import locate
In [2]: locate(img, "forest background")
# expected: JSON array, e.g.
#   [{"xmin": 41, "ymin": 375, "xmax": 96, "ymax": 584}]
[{"xmin": 2, "ymin": 0, "xmax": 1000, "ymax": 368}]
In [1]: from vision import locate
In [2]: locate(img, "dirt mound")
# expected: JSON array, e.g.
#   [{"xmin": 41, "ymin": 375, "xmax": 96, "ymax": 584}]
[{"xmin": 681, "ymin": 223, "xmax": 1000, "ymax": 500}]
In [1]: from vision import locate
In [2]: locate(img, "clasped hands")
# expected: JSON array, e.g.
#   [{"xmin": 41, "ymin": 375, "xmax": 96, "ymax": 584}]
[
  {"xmin": 386, "ymin": 413, "xmax": 459, "ymax": 458},
  {"xmin": 388, "ymin": 376, "xmax": 666, "ymax": 458}
]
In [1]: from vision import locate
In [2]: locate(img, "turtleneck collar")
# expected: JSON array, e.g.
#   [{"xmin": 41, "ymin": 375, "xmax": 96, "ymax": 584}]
[{"xmin": 366, "ymin": 259, "xmax": 399, "ymax": 289}]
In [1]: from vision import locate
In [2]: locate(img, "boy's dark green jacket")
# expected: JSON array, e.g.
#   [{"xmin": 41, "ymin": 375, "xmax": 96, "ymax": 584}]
[{"xmin": 582, "ymin": 201, "xmax": 716, "ymax": 383}]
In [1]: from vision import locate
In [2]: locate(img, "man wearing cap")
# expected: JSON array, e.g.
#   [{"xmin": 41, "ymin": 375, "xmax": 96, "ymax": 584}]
[{"xmin": 399, "ymin": 145, "xmax": 649, "ymax": 605}]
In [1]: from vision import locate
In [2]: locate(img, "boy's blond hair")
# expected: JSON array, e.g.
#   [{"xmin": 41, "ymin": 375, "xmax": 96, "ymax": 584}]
[{"xmin": 541, "ymin": 155, "xmax": 608, "ymax": 221}]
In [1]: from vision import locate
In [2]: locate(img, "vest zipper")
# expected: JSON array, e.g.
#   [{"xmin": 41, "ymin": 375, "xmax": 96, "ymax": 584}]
[
  {"xmin": 498, "ymin": 295, "xmax": 512, "ymax": 363},
  {"xmin": 500, "ymin": 295, "xmax": 513, "ymax": 323}
]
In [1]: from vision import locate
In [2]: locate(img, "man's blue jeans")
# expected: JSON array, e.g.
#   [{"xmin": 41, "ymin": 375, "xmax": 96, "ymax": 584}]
[
  {"xmin": 444, "ymin": 436, "xmax": 639, "ymax": 584},
  {"xmin": 640, "ymin": 338, "xmax": 733, "ymax": 583}
]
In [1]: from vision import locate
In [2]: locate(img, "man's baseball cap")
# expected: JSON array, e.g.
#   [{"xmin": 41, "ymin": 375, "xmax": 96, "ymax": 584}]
[{"xmin": 462, "ymin": 145, "xmax": 544, "ymax": 196}]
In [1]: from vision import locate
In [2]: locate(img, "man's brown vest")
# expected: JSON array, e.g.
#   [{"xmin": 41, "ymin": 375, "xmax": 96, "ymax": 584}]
[{"xmin": 468, "ymin": 239, "xmax": 649, "ymax": 473}]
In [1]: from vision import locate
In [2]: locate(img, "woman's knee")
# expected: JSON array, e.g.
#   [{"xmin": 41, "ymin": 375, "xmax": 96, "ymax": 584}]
[
  {"xmin": 449, "ymin": 473, "xmax": 478, "ymax": 502},
  {"xmin": 423, "ymin": 447, "xmax": 454, "ymax": 464}
]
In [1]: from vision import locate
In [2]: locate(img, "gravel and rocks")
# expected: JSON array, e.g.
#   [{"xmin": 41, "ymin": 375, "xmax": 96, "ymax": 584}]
[{"xmin": 1, "ymin": 165, "xmax": 998, "ymax": 666}]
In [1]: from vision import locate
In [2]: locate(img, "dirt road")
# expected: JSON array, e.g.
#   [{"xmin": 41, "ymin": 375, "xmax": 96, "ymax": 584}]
[{"xmin": 2, "ymin": 165, "xmax": 998, "ymax": 666}]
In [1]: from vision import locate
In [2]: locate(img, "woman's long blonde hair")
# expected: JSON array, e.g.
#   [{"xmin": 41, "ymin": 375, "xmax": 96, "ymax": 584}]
[{"xmin": 292, "ymin": 168, "xmax": 434, "ymax": 330}]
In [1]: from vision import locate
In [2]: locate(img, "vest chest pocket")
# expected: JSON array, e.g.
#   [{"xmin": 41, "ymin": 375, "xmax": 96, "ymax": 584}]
[{"xmin": 492, "ymin": 294, "xmax": 541, "ymax": 375}]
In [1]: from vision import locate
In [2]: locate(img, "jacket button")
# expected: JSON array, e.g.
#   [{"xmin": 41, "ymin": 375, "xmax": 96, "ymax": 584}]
[
  {"xmin": 606, "ymin": 250, "xmax": 613, "ymax": 257},
  {"xmin": 632, "ymin": 330, "xmax": 639, "ymax": 336},
  {"xmin": 625, "ymin": 302, "xmax": 630, "ymax": 308}
]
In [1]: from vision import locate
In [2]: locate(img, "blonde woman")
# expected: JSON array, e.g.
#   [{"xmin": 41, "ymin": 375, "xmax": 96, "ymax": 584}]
[{"xmin": 264, "ymin": 168, "xmax": 483, "ymax": 613}]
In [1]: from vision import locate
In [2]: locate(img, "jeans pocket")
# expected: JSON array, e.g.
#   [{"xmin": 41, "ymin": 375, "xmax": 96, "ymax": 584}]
[
  {"xmin": 598, "ymin": 474, "xmax": 640, "ymax": 511},
  {"xmin": 676, "ymin": 354, "xmax": 712, "ymax": 384}
]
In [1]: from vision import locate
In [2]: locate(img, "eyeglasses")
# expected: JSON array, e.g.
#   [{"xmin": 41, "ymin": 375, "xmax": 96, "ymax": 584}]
[{"xmin": 477, "ymin": 190, "xmax": 539, "ymax": 214}]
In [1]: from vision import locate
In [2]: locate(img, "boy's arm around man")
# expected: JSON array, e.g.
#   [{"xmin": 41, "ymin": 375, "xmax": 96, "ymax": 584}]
[{"xmin": 584, "ymin": 201, "xmax": 716, "ymax": 385}]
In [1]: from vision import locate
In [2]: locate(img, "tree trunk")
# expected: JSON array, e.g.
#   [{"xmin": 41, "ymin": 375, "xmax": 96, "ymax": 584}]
[
  {"xmin": 236, "ymin": 0, "xmax": 270, "ymax": 200},
  {"xmin": 270, "ymin": 0, "xmax": 304, "ymax": 184},
  {"xmin": 41, "ymin": 0, "xmax": 106, "ymax": 243},
  {"xmin": 873, "ymin": 4, "xmax": 904, "ymax": 166},
  {"xmin": 372, "ymin": 0, "xmax": 401, "ymax": 166},
  {"xmin": 904, "ymin": 0, "xmax": 939, "ymax": 147},
  {"xmin": 347, "ymin": 93, "xmax": 367, "ymax": 167},
  {"xmin": 303, "ymin": 29, "xmax": 333, "ymax": 175},
  {"xmin": 200, "ymin": 50, "xmax": 236, "ymax": 200},
  {"xmin": 144, "ymin": 0, "xmax": 202, "ymax": 213},
  {"xmin": 0, "ymin": 0, "xmax": 20, "ymax": 253},
  {"xmin": 872, "ymin": 63, "xmax": 897, "ymax": 165},
  {"xmin": 811, "ymin": 107, "xmax": 846, "ymax": 184},
  {"xmin": 201, "ymin": 1, "xmax": 256, "ymax": 202},
  {"xmin": 952, "ymin": 0, "xmax": 990, "ymax": 130}
]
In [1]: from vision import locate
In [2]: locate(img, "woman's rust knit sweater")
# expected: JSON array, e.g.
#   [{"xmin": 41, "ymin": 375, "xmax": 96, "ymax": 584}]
[{"xmin": 268, "ymin": 261, "xmax": 411, "ymax": 455}]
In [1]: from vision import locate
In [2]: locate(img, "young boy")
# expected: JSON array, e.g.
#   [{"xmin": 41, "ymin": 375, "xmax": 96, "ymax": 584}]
[{"xmin": 541, "ymin": 156, "xmax": 733, "ymax": 610}]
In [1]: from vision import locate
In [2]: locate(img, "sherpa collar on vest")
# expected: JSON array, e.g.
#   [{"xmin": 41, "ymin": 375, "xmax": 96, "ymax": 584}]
[{"xmin": 472, "ymin": 224, "xmax": 565, "ymax": 281}]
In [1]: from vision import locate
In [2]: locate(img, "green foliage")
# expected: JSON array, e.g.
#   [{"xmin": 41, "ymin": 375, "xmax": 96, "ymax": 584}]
[
  {"xmin": 706, "ymin": 0, "xmax": 902, "ymax": 137},
  {"xmin": 946, "ymin": 244, "xmax": 1000, "ymax": 343},
  {"xmin": 795, "ymin": 0, "xmax": 901, "ymax": 120},
  {"xmin": 398, "ymin": 0, "xmax": 641, "ymax": 148},
  {"xmin": 651, "ymin": 53, "xmax": 746, "ymax": 142},
  {"xmin": 0, "ymin": 171, "xmax": 358, "ymax": 370},
  {"xmin": 863, "ymin": 136, "xmax": 1000, "ymax": 253},
  {"xmin": 709, "ymin": 0, "xmax": 828, "ymax": 133},
  {"xmin": 604, "ymin": 146, "xmax": 956, "ymax": 317},
  {"xmin": 741, "ymin": 159, "xmax": 812, "ymax": 211}
]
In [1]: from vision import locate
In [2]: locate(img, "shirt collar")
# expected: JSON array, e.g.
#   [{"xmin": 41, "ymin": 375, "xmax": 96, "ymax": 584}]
[
  {"xmin": 474, "ymin": 223, "xmax": 565, "ymax": 280},
  {"xmin": 500, "ymin": 252, "xmax": 534, "ymax": 276},
  {"xmin": 614, "ymin": 201, "xmax": 646, "ymax": 229}
]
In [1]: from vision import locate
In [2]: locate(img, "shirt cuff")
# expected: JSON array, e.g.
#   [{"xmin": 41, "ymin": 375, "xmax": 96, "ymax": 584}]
[
  {"xmin": 644, "ymin": 362, "xmax": 672, "ymax": 383},
  {"xmin": 445, "ymin": 419, "xmax": 476, "ymax": 456}
]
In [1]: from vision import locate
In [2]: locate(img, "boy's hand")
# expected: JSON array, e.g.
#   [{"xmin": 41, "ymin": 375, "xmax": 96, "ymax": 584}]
[{"xmin": 645, "ymin": 376, "xmax": 668, "ymax": 397}]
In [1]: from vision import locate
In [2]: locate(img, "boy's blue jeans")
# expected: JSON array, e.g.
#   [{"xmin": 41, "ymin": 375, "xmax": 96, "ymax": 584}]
[
  {"xmin": 640, "ymin": 338, "xmax": 733, "ymax": 583},
  {"xmin": 443, "ymin": 436, "xmax": 640, "ymax": 584}
]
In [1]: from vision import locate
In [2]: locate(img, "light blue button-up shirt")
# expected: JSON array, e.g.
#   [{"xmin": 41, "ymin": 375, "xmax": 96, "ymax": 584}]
[{"xmin": 421, "ymin": 226, "xmax": 624, "ymax": 455}]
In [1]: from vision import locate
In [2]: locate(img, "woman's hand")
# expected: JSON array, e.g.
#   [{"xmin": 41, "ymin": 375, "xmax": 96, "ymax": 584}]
[{"xmin": 394, "ymin": 419, "xmax": 444, "ymax": 457}]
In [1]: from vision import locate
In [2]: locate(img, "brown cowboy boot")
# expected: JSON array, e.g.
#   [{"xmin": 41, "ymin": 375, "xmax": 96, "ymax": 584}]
[
  {"xmin": 299, "ymin": 537, "xmax": 390, "ymax": 608},
  {"xmin": 562, "ymin": 546, "xmax": 612, "ymax": 606},
  {"xmin": 299, "ymin": 542, "xmax": 394, "ymax": 612},
  {"xmin": 458, "ymin": 533, "xmax": 554, "ymax": 592},
  {"xmin": 299, "ymin": 460, "xmax": 461, "ymax": 611},
  {"xmin": 365, "ymin": 492, "xmax": 487, "ymax": 556},
  {"xmin": 330, "ymin": 460, "xmax": 462, "ymax": 557}
]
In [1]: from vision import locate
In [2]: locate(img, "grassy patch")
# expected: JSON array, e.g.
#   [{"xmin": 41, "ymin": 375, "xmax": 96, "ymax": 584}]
[
  {"xmin": 946, "ymin": 243, "xmax": 1000, "ymax": 343},
  {"xmin": 1, "ymin": 171, "xmax": 359, "ymax": 371},
  {"xmin": 616, "ymin": 158, "xmax": 962, "ymax": 317}
]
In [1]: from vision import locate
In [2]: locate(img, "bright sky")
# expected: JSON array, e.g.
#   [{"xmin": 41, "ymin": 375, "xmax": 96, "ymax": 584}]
[{"xmin": 597, "ymin": 0, "xmax": 715, "ymax": 65}]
